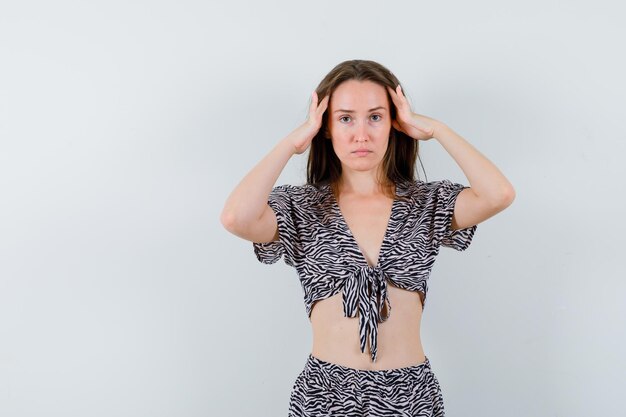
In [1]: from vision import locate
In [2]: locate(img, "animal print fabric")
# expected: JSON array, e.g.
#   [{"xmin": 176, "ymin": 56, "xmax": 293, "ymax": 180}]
[
  {"xmin": 288, "ymin": 354, "xmax": 445, "ymax": 416},
  {"xmin": 253, "ymin": 179, "xmax": 477, "ymax": 363}
]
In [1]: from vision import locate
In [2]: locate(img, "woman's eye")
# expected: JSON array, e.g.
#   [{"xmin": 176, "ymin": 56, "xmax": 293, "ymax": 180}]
[{"xmin": 339, "ymin": 115, "xmax": 381, "ymax": 123}]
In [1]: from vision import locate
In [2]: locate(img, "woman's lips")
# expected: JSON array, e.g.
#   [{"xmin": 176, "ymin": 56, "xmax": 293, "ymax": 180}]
[{"xmin": 353, "ymin": 150, "xmax": 371, "ymax": 156}]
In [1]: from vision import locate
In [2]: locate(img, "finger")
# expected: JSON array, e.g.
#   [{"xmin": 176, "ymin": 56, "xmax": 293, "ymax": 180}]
[
  {"xmin": 387, "ymin": 86, "xmax": 401, "ymax": 107},
  {"xmin": 309, "ymin": 91, "xmax": 317, "ymax": 109},
  {"xmin": 390, "ymin": 85, "xmax": 409, "ymax": 108},
  {"xmin": 395, "ymin": 86, "xmax": 413, "ymax": 112},
  {"xmin": 392, "ymin": 120, "xmax": 401, "ymax": 131},
  {"xmin": 316, "ymin": 95, "xmax": 330, "ymax": 116},
  {"xmin": 396, "ymin": 85, "xmax": 407, "ymax": 101},
  {"xmin": 387, "ymin": 86, "xmax": 398, "ymax": 100},
  {"xmin": 309, "ymin": 91, "xmax": 321, "ymax": 118},
  {"xmin": 396, "ymin": 86, "xmax": 408, "ymax": 104}
]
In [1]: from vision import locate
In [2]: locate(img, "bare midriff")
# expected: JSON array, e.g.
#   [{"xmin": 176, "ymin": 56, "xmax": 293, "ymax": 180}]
[{"xmin": 310, "ymin": 281, "xmax": 426, "ymax": 371}]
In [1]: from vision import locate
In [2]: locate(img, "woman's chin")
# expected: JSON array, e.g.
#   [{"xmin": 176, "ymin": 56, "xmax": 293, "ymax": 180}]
[{"xmin": 340, "ymin": 161, "xmax": 384, "ymax": 173}]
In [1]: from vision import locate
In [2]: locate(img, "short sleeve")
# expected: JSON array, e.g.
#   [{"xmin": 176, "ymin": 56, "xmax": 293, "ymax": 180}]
[
  {"xmin": 252, "ymin": 184, "xmax": 299, "ymax": 267},
  {"xmin": 432, "ymin": 179, "xmax": 477, "ymax": 251}
]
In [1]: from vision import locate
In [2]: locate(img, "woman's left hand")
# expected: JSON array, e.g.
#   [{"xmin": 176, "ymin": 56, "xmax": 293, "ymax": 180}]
[{"xmin": 387, "ymin": 85, "xmax": 439, "ymax": 141}]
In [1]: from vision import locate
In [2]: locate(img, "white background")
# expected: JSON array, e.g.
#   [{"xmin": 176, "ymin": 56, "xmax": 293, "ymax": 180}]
[{"xmin": 1, "ymin": 1, "xmax": 625, "ymax": 416}]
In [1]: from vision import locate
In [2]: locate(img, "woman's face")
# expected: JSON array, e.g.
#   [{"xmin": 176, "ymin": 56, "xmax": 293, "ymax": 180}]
[{"xmin": 327, "ymin": 79, "xmax": 392, "ymax": 177}]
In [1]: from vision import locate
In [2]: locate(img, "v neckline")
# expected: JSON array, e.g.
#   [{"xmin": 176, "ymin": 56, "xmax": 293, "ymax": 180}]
[{"xmin": 327, "ymin": 183, "xmax": 399, "ymax": 269}]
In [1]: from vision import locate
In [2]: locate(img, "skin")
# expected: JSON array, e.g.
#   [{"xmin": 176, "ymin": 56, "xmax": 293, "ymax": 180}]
[
  {"xmin": 221, "ymin": 74, "xmax": 515, "ymax": 371},
  {"xmin": 310, "ymin": 80, "xmax": 430, "ymax": 370},
  {"xmin": 327, "ymin": 79, "xmax": 392, "ymax": 192}
]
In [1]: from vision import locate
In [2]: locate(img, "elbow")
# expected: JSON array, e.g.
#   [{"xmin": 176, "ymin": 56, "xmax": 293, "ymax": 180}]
[
  {"xmin": 482, "ymin": 184, "xmax": 515, "ymax": 210},
  {"xmin": 220, "ymin": 209, "xmax": 240, "ymax": 234},
  {"xmin": 221, "ymin": 208, "xmax": 261, "ymax": 237},
  {"xmin": 497, "ymin": 185, "xmax": 516, "ymax": 208}
]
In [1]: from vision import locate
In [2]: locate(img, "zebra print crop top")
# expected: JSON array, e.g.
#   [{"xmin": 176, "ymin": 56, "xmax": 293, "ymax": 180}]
[{"xmin": 252, "ymin": 179, "xmax": 477, "ymax": 362}]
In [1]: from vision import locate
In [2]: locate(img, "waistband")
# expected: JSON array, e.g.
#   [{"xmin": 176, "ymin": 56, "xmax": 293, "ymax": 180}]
[{"xmin": 303, "ymin": 354, "xmax": 432, "ymax": 390}]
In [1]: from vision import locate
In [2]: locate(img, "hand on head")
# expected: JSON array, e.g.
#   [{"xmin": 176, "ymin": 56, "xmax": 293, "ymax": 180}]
[
  {"xmin": 387, "ymin": 85, "xmax": 438, "ymax": 141},
  {"xmin": 288, "ymin": 91, "xmax": 330, "ymax": 155}
]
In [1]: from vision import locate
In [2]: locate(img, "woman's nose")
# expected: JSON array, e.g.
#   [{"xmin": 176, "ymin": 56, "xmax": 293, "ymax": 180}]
[{"xmin": 354, "ymin": 121, "xmax": 369, "ymax": 141}]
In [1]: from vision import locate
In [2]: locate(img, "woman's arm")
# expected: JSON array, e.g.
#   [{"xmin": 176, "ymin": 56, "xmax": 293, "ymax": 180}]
[
  {"xmin": 220, "ymin": 138, "xmax": 295, "ymax": 243},
  {"xmin": 220, "ymin": 92, "xmax": 329, "ymax": 243},
  {"xmin": 433, "ymin": 122, "xmax": 515, "ymax": 230},
  {"xmin": 387, "ymin": 85, "xmax": 515, "ymax": 231}
]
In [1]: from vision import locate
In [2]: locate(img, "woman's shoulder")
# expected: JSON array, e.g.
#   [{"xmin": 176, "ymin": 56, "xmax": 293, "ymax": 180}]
[
  {"xmin": 401, "ymin": 178, "xmax": 460, "ymax": 191},
  {"xmin": 271, "ymin": 182, "xmax": 330, "ymax": 204},
  {"xmin": 396, "ymin": 178, "xmax": 436, "ymax": 195},
  {"xmin": 398, "ymin": 178, "xmax": 462, "ymax": 203},
  {"xmin": 272, "ymin": 182, "xmax": 326, "ymax": 193}
]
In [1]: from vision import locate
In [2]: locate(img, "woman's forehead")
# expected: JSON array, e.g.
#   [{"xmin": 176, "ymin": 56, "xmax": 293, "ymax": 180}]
[{"xmin": 330, "ymin": 80, "xmax": 389, "ymax": 110}]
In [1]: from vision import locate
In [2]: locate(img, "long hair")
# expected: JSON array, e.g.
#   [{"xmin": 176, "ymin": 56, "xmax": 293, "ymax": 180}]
[{"xmin": 306, "ymin": 59, "xmax": 424, "ymax": 199}]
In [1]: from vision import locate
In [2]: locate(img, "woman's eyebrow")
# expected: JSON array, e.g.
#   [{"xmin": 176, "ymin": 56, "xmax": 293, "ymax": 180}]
[{"xmin": 333, "ymin": 106, "xmax": 387, "ymax": 113}]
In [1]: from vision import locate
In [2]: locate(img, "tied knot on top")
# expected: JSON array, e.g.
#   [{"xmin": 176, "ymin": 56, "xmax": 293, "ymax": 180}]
[{"xmin": 342, "ymin": 265, "xmax": 392, "ymax": 363}]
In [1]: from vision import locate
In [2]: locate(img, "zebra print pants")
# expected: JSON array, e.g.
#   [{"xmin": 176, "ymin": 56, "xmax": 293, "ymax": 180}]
[{"xmin": 288, "ymin": 354, "xmax": 445, "ymax": 416}]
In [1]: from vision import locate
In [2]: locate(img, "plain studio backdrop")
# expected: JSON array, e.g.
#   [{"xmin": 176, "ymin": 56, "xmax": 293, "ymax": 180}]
[{"xmin": 1, "ymin": 0, "xmax": 624, "ymax": 416}]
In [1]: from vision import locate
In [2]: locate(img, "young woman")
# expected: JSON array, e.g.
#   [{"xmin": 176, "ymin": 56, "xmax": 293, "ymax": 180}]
[{"xmin": 221, "ymin": 59, "xmax": 515, "ymax": 416}]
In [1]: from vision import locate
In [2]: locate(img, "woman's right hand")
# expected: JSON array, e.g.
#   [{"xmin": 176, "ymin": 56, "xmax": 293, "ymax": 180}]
[{"xmin": 287, "ymin": 91, "xmax": 330, "ymax": 155}]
